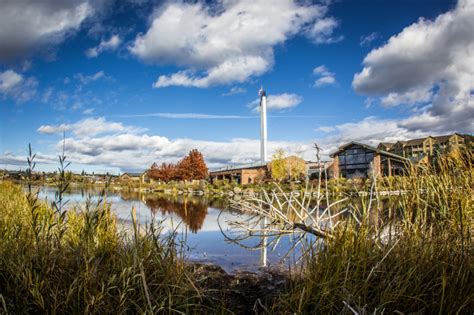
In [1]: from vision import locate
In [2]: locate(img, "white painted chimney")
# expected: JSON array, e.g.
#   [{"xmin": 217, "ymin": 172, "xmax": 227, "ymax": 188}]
[{"xmin": 259, "ymin": 86, "xmax": 268, "ymax": 163}]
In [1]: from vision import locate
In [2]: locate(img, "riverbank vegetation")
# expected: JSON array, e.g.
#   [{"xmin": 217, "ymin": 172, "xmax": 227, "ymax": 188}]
[
  {"xmin": 0, "ymin": 148, "xmax": 472, "ymax": 313},
  {"xmin": 232, "ymin": 149, "xmax": 473, "ymax": 313},
  {"xmin": 0, "ymin": 181, "xmax": 220, "ymax": 313}
]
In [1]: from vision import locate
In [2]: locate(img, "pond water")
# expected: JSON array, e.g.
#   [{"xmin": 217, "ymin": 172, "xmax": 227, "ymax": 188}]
[{"xmin": 34, "ymin": 185, "xmax": 301, "ymax": 273}]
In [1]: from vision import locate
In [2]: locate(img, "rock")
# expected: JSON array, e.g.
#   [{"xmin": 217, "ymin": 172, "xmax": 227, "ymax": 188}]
[{"xmin": 233, "ymin": 186, "xmax": 242, "ymax": 194}]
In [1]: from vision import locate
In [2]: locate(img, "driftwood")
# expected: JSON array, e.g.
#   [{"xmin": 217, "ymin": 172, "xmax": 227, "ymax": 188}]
[{"xmin": 221, "ymin": 143, "xmax": 363, "ymax": 258}]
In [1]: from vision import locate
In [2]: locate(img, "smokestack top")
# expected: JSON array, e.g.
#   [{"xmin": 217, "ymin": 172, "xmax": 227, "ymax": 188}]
[{"xmin": 259, "ymin": 85, "xmax": 266, "ymax": 97}]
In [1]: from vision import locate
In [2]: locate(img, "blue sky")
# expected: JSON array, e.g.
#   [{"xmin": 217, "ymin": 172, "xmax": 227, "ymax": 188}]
[{"xmin": 1, "ymin": 0, "xmax": 472, "ymax": 173}]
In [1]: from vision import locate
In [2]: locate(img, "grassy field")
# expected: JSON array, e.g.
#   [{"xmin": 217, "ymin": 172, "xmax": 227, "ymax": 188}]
[{"xmin": 0, "ymin": 151, "xmax": 472, "ymax": 314}]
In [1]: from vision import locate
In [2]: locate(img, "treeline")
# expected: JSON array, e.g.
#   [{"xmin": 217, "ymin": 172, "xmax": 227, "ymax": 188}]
[{"xmin": 146, "ymin": 149, "xmax": 208, "ymax": 182}]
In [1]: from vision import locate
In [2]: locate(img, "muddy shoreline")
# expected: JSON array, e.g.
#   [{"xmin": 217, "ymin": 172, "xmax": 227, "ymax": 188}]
[{"xmin": 190, "ymin": 263, "xmax": 292, "ymax": 314}]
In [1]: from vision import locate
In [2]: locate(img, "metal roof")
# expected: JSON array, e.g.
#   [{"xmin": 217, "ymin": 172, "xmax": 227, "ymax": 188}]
[
  {"xmin": 330, "ymin": 141, "xmax": 409, "ymax": 161},
  {"xmin": 210, "ymin": 161, "xmax": 268, "ymax": 173}
]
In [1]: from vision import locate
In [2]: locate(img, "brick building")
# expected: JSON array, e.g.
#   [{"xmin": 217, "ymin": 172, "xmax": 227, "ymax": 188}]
[{"xmin": 209, "ymin": 162, "xmax": 269, "ymax": 185}]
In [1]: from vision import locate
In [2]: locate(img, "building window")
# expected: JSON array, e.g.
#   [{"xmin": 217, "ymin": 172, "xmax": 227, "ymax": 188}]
[{"xmin": 337, "ymin": 145, "xmax": 375, "ymax": 179}]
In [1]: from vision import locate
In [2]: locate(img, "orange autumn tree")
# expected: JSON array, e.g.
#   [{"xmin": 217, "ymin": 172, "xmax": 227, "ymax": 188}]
[
  {"xmin": 147, "ymin": 149, "xmax": 208, "ymax": 182},
  {"xmin": 147, "ymin": 162, "xmax": 176, "ymax": 182},
  {"xmin": 158, "ymin": 163, "xmax": 177, "ymax": 182},
  {"xmin": 147, "ymin": 162, "xmax": 159, "ymax": 179},
  {"xmin": 175, "ymin": 149, "xmax": 208, "ymax": 181}
]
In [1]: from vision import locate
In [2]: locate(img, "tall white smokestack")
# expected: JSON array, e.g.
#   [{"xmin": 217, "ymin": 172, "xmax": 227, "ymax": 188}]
[{"xmin": 259, "ymin": 86, "xmax": 268, "ymax": 163}]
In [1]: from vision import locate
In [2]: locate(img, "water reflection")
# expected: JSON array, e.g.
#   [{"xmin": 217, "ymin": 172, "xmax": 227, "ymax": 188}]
[
  {"xmin": 146, "ymin": 196, "xmax": 208, "ymax": 233},
  {"xmin": 33, "ymin": 186, "xmax": 296, "ymax": 272}
]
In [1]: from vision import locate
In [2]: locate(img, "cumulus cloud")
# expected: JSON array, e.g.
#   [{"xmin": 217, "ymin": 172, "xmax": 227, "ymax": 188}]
[
  {"xmin": 30, "ymin": 115, "xmax": 435, "ymax": 172},
  {"xmin": 313, "ymin": 65, "xmax": 336, "ymax": 87},
  {"xmin": 37, "ymin": 117, "xmax": 146, "ymax": 137},
  {"xmin": 380, "ymin": 87, "xmax": 433, "ymax": 107},
  {"xmin": 353, "ymin": 0, "xmax": 474, "ymax": 133},
  {"xmin": 0, "ymin": 151, "xmax": 57, "ymax": 168},
  {"xmin": 249, "ymin": 93, "xmax": 303, "ymax": 112},
  {"xmin": 314, "ymin": 116, "xmax": 431, "ymax": 156},
  {"xmin": 63, "ymin": 135, "xmax": 312, "ymax": 171},
  {"xmin": 0, "ymin": 69, "xmax": 37, "ymax": 102},
  {"xmin": 32, "ymin": 117, "xmax": 314, "ymax": 171},
  {"xmin": 0, "ymin": 0, "xmax": 102, "ymax": 61},
  {"xmin": 85, "ymin": 34, "xmax": 121, "ymax": 58},
  {"xmin": 129, "ymin": 0, "xmax": 340, "ymax": 88}
]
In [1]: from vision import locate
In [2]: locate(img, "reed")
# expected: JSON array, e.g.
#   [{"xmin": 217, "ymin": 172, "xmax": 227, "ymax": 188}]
[
  {"xmin": 268, "ymin": 150, "xmax": 473, "ymax": 313},
  {"xmin": 0, "ymin": 183, "xmax": 213, "ymax": 313}
]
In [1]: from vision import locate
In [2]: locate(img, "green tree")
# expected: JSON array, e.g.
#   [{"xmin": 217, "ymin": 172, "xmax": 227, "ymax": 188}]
[
  {"xmin": 271, "ymin": 149, "xmax": 287, "ymax": 182},
  {"xmin": 286, "ymin": 156, "xmax": 307, "ymax": 180}
]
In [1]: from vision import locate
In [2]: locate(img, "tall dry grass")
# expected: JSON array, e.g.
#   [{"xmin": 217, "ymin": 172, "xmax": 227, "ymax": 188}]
[
  {"xmin": 0, "ymin": 180, "xmax": 219, "ymax": 314},
  {"xmin": 269, "ymin": 151, "xmax": 473, "ymax": 314}
]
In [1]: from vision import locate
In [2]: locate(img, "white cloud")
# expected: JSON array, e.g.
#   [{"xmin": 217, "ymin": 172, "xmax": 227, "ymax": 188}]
[
  {"xmin": 249, "ymin": 93, "xmax": 303, "ymax": 112},
  {"xmin": 37, "ymin": 117, "xmax": 146, "ymax": 137},
  {"xmin": 28, "ymin": 115, "xmax": 438, "ymax": 172},
  {"xmin": 360, "ymin": 32, "xmax": 379, "ymax": 47},
  {"xmin": 0, "ymin": 0, "xmax": 100, "ymax": 61},
  {"xmin": 315, "ymin": 76, "xmax": 336, "ymax": 87},
  {"xmin": 313, "ymin": 65, "xmax": 331, "ymax": 76},
  {"xmin": 380, "ymin": 86, "xmax": 433, "ymax": 107},
  {"xmin": 316, "ymin": 126, "xmax": 335, "ymax": 133},
  {"xmin": 32, "ymin": 117, "xmax": 315, "ymax": 171},
  {"xmin": 314, "ymin": 116, "xmax": 430, "ymax": 156},
  {"xmin": 0, "ymin": 69, "xmax": 37, "ymax": 102},
  {"xmin": 74, "ymin": 71, "xmax": 106, "ymax": 85},
  {"xmin": 353, "ymin": 0, "xmax": 474, "ymax": 133},
  {"xmin": 85, "ymin": 34, "xmax": 121, "ymax": 58},
  {"xmin": 114, "ymin": 112, "xmax": 253, "ymax": 119},
  {"xmin": 130, "ymin": 0, "xmax": 340, "ymax": 88},
  {"xmin": 223, "ymin": 86, "xmax": 247, "ymax": 96},
  {"xmin": 82, "ymin": 108, "xmax": 95, "ymax": 115},
  {"xmin": 313, "ymin": 65, "xmax": 336, "ymax": 87},
  {"xmin": 306, "ymin": 17, "xmax": 343, "ymax": 44},
  {"xmin": 61, "ymin": 135, "xmax": 312, "ymax": 171},
  {"xmin": 0, "ymin": 70, "xmax": 23, "ymax": 92}
]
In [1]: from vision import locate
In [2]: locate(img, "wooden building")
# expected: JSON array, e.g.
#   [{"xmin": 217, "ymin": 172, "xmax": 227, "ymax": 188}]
[
  {"xmin": 377, "ymin": 142, "xmax": 395, "ymax": 152},
  {"xmin": 379, "ymin": 133, "xmax": 466, "ymax": 161},
  {"xmin": 330, "ymin": 142, "xmax": 409, "ymax": 179}
]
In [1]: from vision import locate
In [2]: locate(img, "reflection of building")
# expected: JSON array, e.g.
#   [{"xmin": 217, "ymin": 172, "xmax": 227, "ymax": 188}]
[
  {"xmin": 378, "ymin": 133, "xmax": 467, "ymax": 161},
  {"xmin": 330, "ymin": 142, "xmax": 409, "ymax": 179},
  {"xmin": 209, "ymin": 162, "xmax": 269, "ymax": 185}
]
